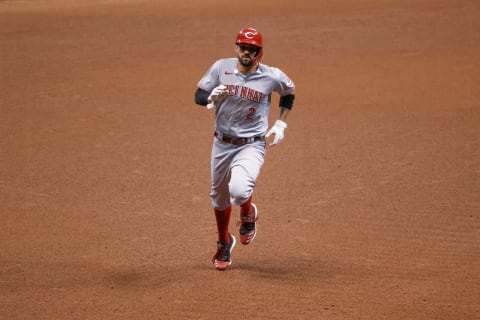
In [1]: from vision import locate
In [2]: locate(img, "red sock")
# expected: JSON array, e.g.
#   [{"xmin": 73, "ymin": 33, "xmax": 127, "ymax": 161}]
[
  {"xmin": 214, "ymin": 206, "xmax": 232, "ymax": 243},
  {"xmin": 240, "ymin": 196, "xmax": 252, "ymax": 216}
]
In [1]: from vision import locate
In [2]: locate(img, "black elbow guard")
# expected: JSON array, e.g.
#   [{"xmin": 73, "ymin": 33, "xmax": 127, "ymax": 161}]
[
  {"xmin": 279, "ymin": 94, "xmax": 295, "ymax": 109},
  {"xmin": 195, "ymin": 88, "xmax": 210, "ymax": 106}
]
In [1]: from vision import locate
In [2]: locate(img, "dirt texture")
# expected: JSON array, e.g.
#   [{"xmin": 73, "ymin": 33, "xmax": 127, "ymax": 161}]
[{"xmin": 1, "ymin": 0, "xmax": 479, "ymax": 319}]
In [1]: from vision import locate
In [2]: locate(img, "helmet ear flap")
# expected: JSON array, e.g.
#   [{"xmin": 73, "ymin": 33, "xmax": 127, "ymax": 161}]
[{"xmin": 253, "ymin": 47, "xmax": 263, "ymax": 64}]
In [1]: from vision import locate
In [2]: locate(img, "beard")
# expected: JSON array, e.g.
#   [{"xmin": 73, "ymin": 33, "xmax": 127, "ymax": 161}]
[{"xmin": 238, "ymin": 54, "xmax": 254, "ymax": 67}]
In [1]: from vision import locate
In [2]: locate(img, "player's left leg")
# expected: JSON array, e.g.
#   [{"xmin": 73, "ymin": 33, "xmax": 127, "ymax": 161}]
[
  {"xmin": 228, "ymin": 142, "xmax": 265, "ymax": 206},
  {"xmin": 238, "ymin": 195, "xmax": 258, "ymax": 245},
  {"xmin": 229, "ymin": 142, "xmax": 265, "ymax": 245}
]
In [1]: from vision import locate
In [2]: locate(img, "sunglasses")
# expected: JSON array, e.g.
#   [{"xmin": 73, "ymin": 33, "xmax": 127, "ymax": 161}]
[{"xmin": 237, "ymin": 44, "xmax": 260, "ymax": 52}]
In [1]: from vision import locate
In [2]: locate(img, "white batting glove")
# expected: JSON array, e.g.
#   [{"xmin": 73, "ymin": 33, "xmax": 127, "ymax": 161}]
[
  {"xmin": 266, "ymin": 120, "xmax": 287, "ymax": 146},
  {"xmin": 207, "ymin": 85, "xmax": 227, "ymax": 109}
]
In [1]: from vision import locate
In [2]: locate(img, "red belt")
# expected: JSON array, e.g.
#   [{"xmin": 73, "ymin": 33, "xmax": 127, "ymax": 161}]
[{"xmin": 214, "ymin": 131, "xmax": 265, "ymax": 145}]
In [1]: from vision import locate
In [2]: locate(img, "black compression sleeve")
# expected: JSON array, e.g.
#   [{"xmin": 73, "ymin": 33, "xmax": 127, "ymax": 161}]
[
  {"xmin": 195, "ymin": 88, "xmax": 210, "ymax": 106},
  {"xmin": 279, "ymin": 94, "xmax": 295, "ymax": 109}
]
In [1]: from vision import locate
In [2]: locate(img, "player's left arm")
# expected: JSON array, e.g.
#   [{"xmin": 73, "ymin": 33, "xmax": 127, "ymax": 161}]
[
  {"xmin": 266, "ymin": 92, "xmax": 295, "ymax": 146},
  {"xmin": 277, "ymin": 92, "xmax": 295, "ymax": 121},
  {"xmin": 275, "ymin": 70, "xmax": 295, "ymax": 122}
]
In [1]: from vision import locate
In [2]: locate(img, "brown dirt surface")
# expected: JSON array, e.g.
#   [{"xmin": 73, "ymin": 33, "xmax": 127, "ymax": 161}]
[{"xmin": 1, "ymin": 0, "xmax": 479, "ymax": 319}]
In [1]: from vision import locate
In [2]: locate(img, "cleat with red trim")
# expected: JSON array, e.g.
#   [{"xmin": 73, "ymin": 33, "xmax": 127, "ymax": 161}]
[
  {"xmin": 238, "ymin": 203, "xmax": 258, "ymax": 245},
  {"xmin": 212, "ymin": 233, "xmax": 236, "ymax": 270}
]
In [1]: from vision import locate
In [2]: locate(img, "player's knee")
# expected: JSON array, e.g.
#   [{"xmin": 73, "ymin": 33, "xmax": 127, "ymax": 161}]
[
  {"xmin": 229, "ymin": 184, "xmax": 252, "ymax": 206},
  {"xmin": 210, "ymin": 189, "xmax": 231, "ymax": 211},
  {"xmin": 230, "ymin": 194, "xmax": 250, "ymax": 206}
]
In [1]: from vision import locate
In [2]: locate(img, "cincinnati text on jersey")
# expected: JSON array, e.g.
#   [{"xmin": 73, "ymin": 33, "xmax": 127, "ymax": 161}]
[{"xmin": 225, "ymin": 85, "xmax": 266, "ymax": 103}]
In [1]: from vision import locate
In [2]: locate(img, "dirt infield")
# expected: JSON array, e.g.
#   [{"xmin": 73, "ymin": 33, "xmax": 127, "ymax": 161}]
[{"xmin": 1, "ymin": 0, "xmax": 479, "ymax": 319}]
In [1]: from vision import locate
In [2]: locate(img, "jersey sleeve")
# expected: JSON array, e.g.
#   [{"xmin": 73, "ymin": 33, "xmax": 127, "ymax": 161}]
[
  {"xmin": 272, "ymin": 67, "xmax": 295, "ymax": 96},
  {"xmin": 197, "ymin": 60, "xmax": 223, "ymax": 92}
]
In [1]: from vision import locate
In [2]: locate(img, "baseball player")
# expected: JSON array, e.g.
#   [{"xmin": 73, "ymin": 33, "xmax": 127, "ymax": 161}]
[{"xmin": 194, "ymin": 27, "xmax": 295, "ymax": 271}]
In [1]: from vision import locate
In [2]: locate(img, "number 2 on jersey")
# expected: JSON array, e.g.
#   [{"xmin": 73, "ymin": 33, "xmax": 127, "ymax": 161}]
[{"xmin": 246, "ymin": 107, "xmax": 256, "ymax": 120}]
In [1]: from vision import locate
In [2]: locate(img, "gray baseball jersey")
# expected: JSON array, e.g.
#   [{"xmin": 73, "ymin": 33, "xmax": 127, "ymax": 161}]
[{"xmin": 197, "ymin": 58, "xmax": 295, "ymax": 138}]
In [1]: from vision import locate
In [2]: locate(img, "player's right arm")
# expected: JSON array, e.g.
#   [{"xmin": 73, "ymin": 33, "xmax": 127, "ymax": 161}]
[
  {"xmin": 195, "ymin": 85, "xmax": 228, "ymax": 109},
  {"xmin": 195, "ymin": 59, "xmax": 230, "ymax": 107},
  {"xmin": 195, "ymin": 88, "xmax": 210, "ymax": 106}
]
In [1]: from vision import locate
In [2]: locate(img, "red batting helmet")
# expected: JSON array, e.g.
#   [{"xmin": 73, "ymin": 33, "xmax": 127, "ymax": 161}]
[
  {"xmin": 235, "ymin": 27, "xmax": 263, "ymax": 64},
  {"xmin": 236, "ymin": 27, "xmax": 263, "ymax": 48}
]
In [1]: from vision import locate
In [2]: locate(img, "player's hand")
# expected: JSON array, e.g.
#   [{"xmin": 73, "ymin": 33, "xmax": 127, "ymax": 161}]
[
  {"xmin": 206, "ymin": 85, "xmax": 227, "ymax": 109},
  {"xmin": 208, "ymin": 85, "xmax": 227, "ymax": 103},
  {"xmin": 266, "ymin": 120, "xmax": 287, "ymax": 146}
]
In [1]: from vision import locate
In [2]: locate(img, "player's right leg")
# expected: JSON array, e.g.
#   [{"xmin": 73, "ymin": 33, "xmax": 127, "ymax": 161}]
[{"xmin": 210, "ymin": 139, "xmax": 235, "ymax": 269}]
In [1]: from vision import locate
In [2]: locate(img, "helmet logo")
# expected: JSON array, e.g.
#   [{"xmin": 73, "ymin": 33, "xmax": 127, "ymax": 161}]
[{"xmin": 244, "ymin": 31, "xmax": 255, "ymax": 39}]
